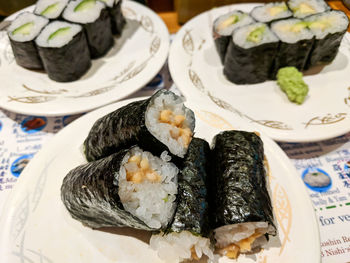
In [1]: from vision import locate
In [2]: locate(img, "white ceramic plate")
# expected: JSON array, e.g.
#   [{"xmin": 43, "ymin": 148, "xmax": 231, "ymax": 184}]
[
  {"xmin": 0, "ymin": 96, "xmax": 320, "ymax": 263},
  {"xmin": 168, "ymin": 3, "xmax": 350, "ymax": 142},
  {"xmin": 0, "ymin": 0, "xmax": 169, "ymax": 116}
]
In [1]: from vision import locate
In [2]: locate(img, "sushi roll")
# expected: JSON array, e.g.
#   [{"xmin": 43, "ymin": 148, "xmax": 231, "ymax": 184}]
[
  {"xmin": 305, "ymin": 10, "xmax": 349, "ymax": 68},
  {"xmin": 271, "ymin": 18, "xmax": 314, "ymax": 76},
  {"xmin": 224, "ymin": 22, "xmax": 279, "ymax": 84},
  {"xmin": 287, "ymin": 0, "xmax": 330, "ymax": 19},
  {"xmin": 83, "ymin": 89, "xmax": 195, "ymax": 162},
  {"xmin": 250, "ymin": 2, "xmax": 293, "ymax": 24},
  {"xmin": 208, "ymin": 131, "xmax": 276, "ymax": 259},
  {"xmin": 150, "ymin": 138, "xmax": 213, "ymax": 262},
  {"xmin": 35, "ymin": 21, "xmax": 91, "ymax": 82},
  {"xmin": 212, "ymin": 11, "xmax": 254, "ymax": 64},
  {"xmin": 99, "ymin": 0, "xmax": 126, "ymax": 35},
  {"xmin": 7, "ymin": 12, "xmax": 48, "ymax": 69},
  {"xmin": 63, "ymin": 0, "xmax": 114, "ymax": 58},
  {"xmin": 61, "ymin": 146, "xmax": 178, "ymax": 230},
  {"xmin": 34, "ymin": 0, "xmax": 69, "ymax": 20}
]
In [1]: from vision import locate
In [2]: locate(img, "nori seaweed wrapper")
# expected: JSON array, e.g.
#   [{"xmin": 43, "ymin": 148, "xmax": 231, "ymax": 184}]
[
  {"xmin": 82, "ymin": 7, "xmax": 114, "ymax": 58},
  {"xmin": 9, "ymin": 38, "xmax": 44, "ymax": 69},
  {"xmin": 83, "ymin": 89, "xmax": 195, "ymax": 162},
  {"xmin": 213, "ymin": 30, "xmax": 230, "ymax": 65},
  {"xmin": 224, "ymin": 41, "xmax": 278, "ymax": 84},
  {"xmin": 208, "ymin": 131, "xmax": 275, "ymax": 234},
  {"xmin": 167, "ymin": 138, "xmax": 210, "ymax": 236},
  {"xmin": 37, "ymin": 30, "xmax": 91, "ymax": 82},
  {"xmin": 61, "ymin": 148, "xmax": 155, "ymax": 230},
  {"xmin": 110, "ymin": 0, "xmax": 126, "ymax": 36}
]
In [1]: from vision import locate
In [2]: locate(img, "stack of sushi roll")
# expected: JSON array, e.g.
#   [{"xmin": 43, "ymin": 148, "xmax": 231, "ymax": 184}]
[
  {"xmin": 34, "ymin": 0, "xmax": 69, "ymax": 20},
  {"xmin": 35, "ymin": 21, "xmax": 91, "ymax": 82},
  {"xmin": 7, "ymin": 12, "xmax": 48, "ymax": 69},
  {"xmin": 63, "ymin": 0, "xmax": 114, "ymax": 58},
  {"xmin": 287, "ymin": 0, "xmax": 330, "ymax": 19},
  {"xmin": 251, "ymin": 2, "xmax": 293, "ymax": 24},
  {"xmin": 224, "ymin": 22, "xmax": 279, "ymax": 84},
  {"xmin": 212, "ymin": 11, "xmax": 254, "ymax": 63},
  {"xmin": 99, "ymin": 0, "xmax": 126, "ymax": 35}
]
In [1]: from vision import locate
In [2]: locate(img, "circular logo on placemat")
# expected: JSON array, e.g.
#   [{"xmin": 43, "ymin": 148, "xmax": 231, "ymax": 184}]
[
  {"xmin": 10, "ymin": 154, "xmax": 34, "ymax": 177},
  {"xmin": 21, "ymin": 116, "xmax": 47, "ymax": 133},
  {"xmin": 302, "ymin": 167, "xmax": 332, "ymax": 192}
]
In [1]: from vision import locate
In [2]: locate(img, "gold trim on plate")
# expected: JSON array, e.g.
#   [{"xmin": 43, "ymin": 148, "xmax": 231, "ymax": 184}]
[{"xmin": 304, "ymin": 113, "xmax": 347, "ymax": 128}]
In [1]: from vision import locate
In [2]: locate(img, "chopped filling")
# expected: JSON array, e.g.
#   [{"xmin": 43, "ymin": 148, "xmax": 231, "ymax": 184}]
[
  {"xmin": 190, "ymin": 246, "xmax": 200, "ymax": 260},
  {"xmin": 159, "ymin": 110, "xmax": 192, "ymax": 147},
  {"xmin": 297, "ymin": 3, "xmax": 315, "ymax": 15},
  {"xmin": 217, "ymin": 15, "xmax": 239, "ymax": 31},
  {"xmin": 218, "ymin": 231, "xmax": 263, "ymax": 259},
  {"xmin": 125, "ymin": 155, "xmax": 161, "ymax": 184},
  {"xmin": 268, "ymin": 5, "xmax": 287, "ymax": 16}
]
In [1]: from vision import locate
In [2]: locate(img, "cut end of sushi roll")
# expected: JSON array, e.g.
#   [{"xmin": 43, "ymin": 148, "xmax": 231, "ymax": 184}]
[
  {"xmin": 271, "ymin": 18, "xmax": 313, "ymax": 43},
  {"xmin": 150, "ymin": 231, "xmax": 214, "ymax": 263},
  {"xmin": 288, "ymin": 0, "xmax": 330, "ymax": 19},
  {"xmin": 250, "ymin": 2, "xmax": 293, "ymax": 23},
  {"xmin": 8, "ymin": 12, "xmax": 49, "ymax": 42},
  {"xmin": 145, "ymin": 90, "xmax": 195, "ymax": 158},
  {"xmin": 215, "ymin": 222, "xmax": 275, "ymax": 259},
  {"xmin": 118, "ymin": 147, "xmax": 178, "ymax": 229},
  {"xmin": 63, "ymin": 0, "xmax": 106, "ymax": 24},
  {"xmin": 34, "ymin": 0, "xmax": 69, "ymax": 19},
  {"xmin": 213, "ymin": 11, "xmax": 254, "ymax": 37},
  {"xmin": 35, "ymin": 21, "xmax": 82, "ymax": 48}
]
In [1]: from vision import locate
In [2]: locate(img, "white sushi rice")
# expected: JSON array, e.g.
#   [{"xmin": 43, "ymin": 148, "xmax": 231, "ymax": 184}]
[
  {"xmin": 8, "ymin": 12, "xmax": 48, "ymax": 42},
  {"xmin": 34, "ymin": 0, "xmax": 69, "ymax": 19},
  {"xmin": 35, "ymin": 21, "xmax": 82, "ymax": 48},
  {"xmin": 305, "ymin": 11, "xmax": 349, "ymax": 39},
  {"xmin": 288, "ymin": 0, "xmax": 329, "ymax": 18},
  {"xmin": 251, "ymin": 2, "xmax": 292, "ymax": 23},
  {"xmin": 214, "ymin": 11, "xmax": 254, "ymax": 36},
  {"xmin": 150, "ymin": 231, "xmax": 214, "ymax": 263},
  {"xmin": 233, "ymin": 22, "xmax": 279, "ymax": 49},
  {"xmin": 214, "ymin": 222, "xmax": 272, "ymax": 251},
  {"xmin": 98, "ymin": 0, "xmax": 114, "ymax": 7},
  {"xmin": 118, "ymin": 147, "xmax": 178, "ymax": 229},
  {"xmin": 145, "ymin": 91, "xmax": 195, "ymax": 158},
  {"xmin": 63, "ymin": 0, "xmax": 105, "ymax": 24},
  {"xmin": 271, "ymin": 18, "xmax": 313, "ymax": 43}
]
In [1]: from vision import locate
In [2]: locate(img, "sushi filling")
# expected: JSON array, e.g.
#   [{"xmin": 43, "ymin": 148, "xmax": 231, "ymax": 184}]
[
  {"xmin": 63, "ymin": 0, "xmax": 105, "ymax": 24},
  {"xmin": 118, "ymin": 147, "xmax": 178, "ymax": 229},
  {"xmin": 150, "ymin": 231, "xmax": 213, "ymax": 262},
  {"xmin": 288, "ymin": 0, "xmax": 329, "ymax": 18},
  {"xmin": 215, "ymin": 222, "xmax": 273, "ymax": 259},
  {"xmin": 251, "ymin": 2, "xmax": 292, "ymax": 23},
  {"xmin": 145, "ymin": 91, "xmax": 195, "ymax": 158},
  {"xmin": 34, "ymin": 0, "xmax": 69, "ymax": 19},
  {"xmin": 271, "ymin": 18, "xmax": 313, "ymax": 43},
  {"xmin": 214, "ymin": 11, "xmax": 254, "ymax": 36}
]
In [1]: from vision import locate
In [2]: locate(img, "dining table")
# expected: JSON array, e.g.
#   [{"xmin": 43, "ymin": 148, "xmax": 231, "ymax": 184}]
[{"xmin": 0, "ymin": 1, "xmax": 350, "ymax": 262}]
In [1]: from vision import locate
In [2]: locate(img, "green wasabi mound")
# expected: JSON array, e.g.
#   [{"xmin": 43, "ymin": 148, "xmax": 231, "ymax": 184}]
[{"xmin": 277, "ymin": 67, "xmax": 309, "ymax": 105}]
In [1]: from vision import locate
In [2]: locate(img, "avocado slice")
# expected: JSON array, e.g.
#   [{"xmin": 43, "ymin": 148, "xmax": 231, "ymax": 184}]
[
  {"xmin": 40, "ymin": 2, "xmax": 60, "ymax": 16},
  {"xmin": 74, "ymin": 0, "xmax": 96, "ymax": 12},
  {"xmin": 217, "ymin": 15, "xmax": 239, "ymax": 31},
  {"xmin": 48, "ymin": 26, "xmax": 71, "ymax": 41},
  {"xmin": 247, "ymin": 25, "xmax": 266, "ymax": 43},
  {"xmin": 291, "ymin": 21, "xmax": 308, "ymax": 33},
  {"xmin": 12, "ymin": 22, "xmax": 34, "ymax": 35}
]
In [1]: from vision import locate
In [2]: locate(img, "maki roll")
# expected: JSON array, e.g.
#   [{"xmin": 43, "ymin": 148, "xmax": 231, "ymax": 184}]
[
  {"xmin": 61, "ymin": 146, "xmax": 178, "ymax": 230},
  {"xmin": 34, "ymin": 0, "xmax": 69, "ymax": 20},
  {"xmin": 212, "ymin": 11, "xmax": 254, "ymax": 64},
  {"xmin": 7, "ymin": 12, "xmax": 48, "ymax": 69},
  {"xmin": 150, "ymin": 138, "xmax": 213, "ymax": 262},
  {"xmin": 250, "ymin": 2, "xmax": 293, "ymax": 24},
  {"xmin": 63, "ymin": 0, "xmax": 114, "ymax": 58},
  {"xmin": 99, "ymin": 0, "xmax": 126, "ymax": 36},
  {"xmin": 209, "ymin": 131, "xmax": 276, "ymax": 259},
  {"xmin": 84, "ymin": 89, "xmax": 195, "ymax": 162},
  {"xmin": 224, "ymin": 22, "xmax": 279, "ymax": 84},
  {"xmin": 287, "ymin": 0, "xmax": 330, "ymax": 19},
  {"xmin": 305, "ymin": 10, "xmax": 349, "ymax": 68},
  {"xmin": 271, "ymin": 18, "xmax": 314, "ymax": 76},
  {"xmin": 36, "ymin": 21, "xmax": 91, "ymax": 82}
]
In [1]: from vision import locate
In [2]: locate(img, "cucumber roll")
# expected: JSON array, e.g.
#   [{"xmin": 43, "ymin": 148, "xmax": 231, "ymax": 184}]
[
  {"xmin": 34, "ymin": 0, "xmax": 69, "ymax": 20},
  {"xmin": 61, "ymin": 146, "xmax": 178, "ymax": 230},
  {"xmin": 250, "ymin": 2, "xmax": 293, "ymax": 24},
  {"xmin": 305, "ymin": 10, "xmax": 349, "ymax": 68},
  {"xmin": 224, "ymin": 22, "xmax": 279, "ymax": 84},
  {"xmin": 84, "ymin": 89, "xmax": 195, "ymax": 162},
  {"xmin": 212, "ymin": 11, "xmax": 254, "ymax": 64},
  {"xmin": 209, "ymin": 131, "xmax": 276, "ymax": 259},
  {"xmin": 7, "ymin": 12, "xmax": 48, "ymax": 69},
  {"xmin": 150, "ymin": 138, "xmax": 213, "ymax": 262},
  {"xmin": 35, "ymin": 21, "xmax": 91, "ymax": 82},
  {"xmin": 287, "ymin": 0, "xmax": 330, "ymax": 19},
  {"xmin": 63, "ymin": 0, "xmax": 114, "ymax": 58},
  {"xmin": 99, "ymin": 0, "xmax": 126, "ymax": 36},
  {"xmin": 271, "ymin": 18, "xmax": 314, "ymax": 76}
]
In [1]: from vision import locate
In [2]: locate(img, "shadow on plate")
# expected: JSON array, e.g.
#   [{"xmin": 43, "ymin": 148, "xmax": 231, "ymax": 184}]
[{"xmin": 98, "ymin": 226, "xmax": 151, "ymax": 244}]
